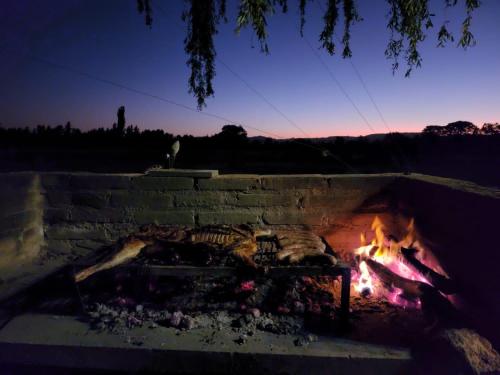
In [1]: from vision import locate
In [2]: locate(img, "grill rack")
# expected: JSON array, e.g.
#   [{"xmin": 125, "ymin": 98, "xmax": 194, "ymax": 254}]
[{"xmin": 71, "ymin": 236, "xmax": 351, "ymax": 323}]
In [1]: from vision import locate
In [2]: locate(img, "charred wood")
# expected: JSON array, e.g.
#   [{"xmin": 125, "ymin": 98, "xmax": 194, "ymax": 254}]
[
  {"xmin": 365, "ymin": 258, "xmax": 461, "ymax": 329},
  {"xmin": 401, "ymin": 247, "xmax": 458, "ymax": 295},
  {"xmin": 365, "ymin": 258, "xmax": 425, "ymax": 299}
]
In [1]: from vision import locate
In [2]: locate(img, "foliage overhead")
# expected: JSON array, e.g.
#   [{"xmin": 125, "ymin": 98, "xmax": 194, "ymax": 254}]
[{"xmin": 137, "ymin": 0, "xmax": 480, "ymax": 108}]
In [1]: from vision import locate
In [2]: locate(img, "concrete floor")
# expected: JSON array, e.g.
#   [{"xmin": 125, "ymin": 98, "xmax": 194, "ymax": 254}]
[{"xmin": 0, "ymin": 313, "xmax": 412, "ymax": 374}]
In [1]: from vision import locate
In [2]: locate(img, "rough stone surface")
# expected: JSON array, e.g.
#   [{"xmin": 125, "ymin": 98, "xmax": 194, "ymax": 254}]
[
  {"xmin": 262, "ymin": 209, "xmax": 329, "ymax": 226},
  {"xmin": 70, "ymin": 207, "xmax": 128, "ymax": 223},
  {"xmin": 0, "ymin": 211, "xmax": 39, "ymax": 231},
  {"xmin": 44, "ymin": 190, "xmax": 72, "ymax": 207},
  {"xmin": 40, "ymin": 173, "xmax": 72, "ymax": 190},
  {"xmin": 110, "ymin": 191, "xmax": 174, "ymax": 209},
  {"xmin": 417, "ymin": 329, "xmax": 500, "ymax": 375},
  {"xmin": 134, "ymin": 210, "xmax": 194, "ymax": 225},
  {"xmin": 197, "ymin": 176, "xmax": 261, "ymax": 191},
  {"xmin": 43, "ymin": 239, "xmax": 74, "ymax": 254},
  {"xmin": 71, "ymin": 174, "xmax": 133, "ymax": 190},
  {"xmin": 146, "ymin": 169, "xmax": 219, "ymax": 178},
  {"xmin": 71, "ymin": 191, "xmax": 109, "ymax": 209},
  {"xmin": 0, "ymin": 194, "xmax": 29, "ymax": 217},
  {"xmin": 262, "ymin": 175, "xmax": 329, "ymax": 190},
  {"xmin": 235, "ymin": 192, "xmax": 299, "ymax": 207},
  {"xmin": 44, "ymin": 208, "xmax": 71, "ymax": 223},
  {"xmin": 173, "ymin": 191, "xmax": 233, "ymax": 208},
  {"xmin": 198, "ymin": 210, "xmax": 262, "ymax": 225},
  {"xmin": 45, "ymin": 224, "xmax": 108, "ymax": 241},
  {"xmin": 131, "ymin": 176, "xmax": 193, "ymax": 191}
]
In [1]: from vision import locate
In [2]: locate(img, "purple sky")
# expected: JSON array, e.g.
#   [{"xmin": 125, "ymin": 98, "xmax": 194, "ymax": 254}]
[{"xmin": 1, "ymin": 0, "xmax": 499, "ymax": 138}]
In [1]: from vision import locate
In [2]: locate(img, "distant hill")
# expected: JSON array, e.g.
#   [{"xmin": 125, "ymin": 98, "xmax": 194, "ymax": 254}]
[{"xmin": 249, "ymin": 132, "xmax": 421, "ymax": 143}]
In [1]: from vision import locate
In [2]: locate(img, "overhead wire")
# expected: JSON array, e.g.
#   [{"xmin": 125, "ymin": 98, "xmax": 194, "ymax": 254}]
[
  {"xmin": 314, "ymin": 0, "xmax": 410, "ymax": 170},
  {"xmin": 149, "ymin": 0, "xmax": 360, "ymax": 171},
  {"xmin": 303, "ymin": 35, "xmax": 376, "ymax": 133},
  {"xmin": 1, "ymin": 0, "xmax": 359, "ymax": 173},
  {"xmin": 151, "ymin": 0, "xmax": 311, "ymax": 139},
  {"xmin": 4, "ymin": 45, "xmax": 357, "ymax": 172}
]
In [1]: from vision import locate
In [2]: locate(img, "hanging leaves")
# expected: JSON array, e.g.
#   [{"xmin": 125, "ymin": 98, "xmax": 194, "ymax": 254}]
[
  {"xmin": 385, "ymin": 0, "xmax": 434, "ymax": 77},
  {"xmin": 299, "ymin": 0, "xmax": 307, "ymax": 36},
  {"xmin": 235, "ymin": 0, "xmax": 274, "ymax": 54},
  {"xmin": 437, "ymin": 22, "xmax": 454, "ymax": 47},
  {"xmin": 137, "ymin": 0, "xmax": 153, "ymax": 27},
  {"xmin": 458, "ymin": 0, "xmax": 480, "ymax": 49},
  {"xmin": 182, "ymin": 0, "xmax": 226, "ymax": 108},
  {"xmin": 137, "ymin": 0, "xmax": 481, "ymax": 108},
  {"xmin": 342, "ymin": 0, "xmax": 361, "ymax": 58},
  {"xmin": 319, "ymin": 0, "xmax": 339, "ymax": 55}
]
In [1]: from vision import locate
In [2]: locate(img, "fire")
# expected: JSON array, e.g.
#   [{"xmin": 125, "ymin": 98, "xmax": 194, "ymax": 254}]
[{"xmin": 352, "ymin": 216, "xmax": 428, "ymax": 306}]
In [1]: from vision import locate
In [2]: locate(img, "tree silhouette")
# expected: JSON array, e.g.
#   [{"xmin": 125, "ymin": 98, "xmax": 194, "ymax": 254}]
[
  {"xmin": 220, "ymin": 124, "xmax": 248, "ymax": 139},
  {"xmin": 117, "ymin": 106, "xmax": 126, "ymax": 134},
  {"xmin": 481, "ymin": 123, "xmax": 500, "ymax": 135},
  {"xmin": 1, "ymin": 118, "xmax": 500, "ymax": 185},
  {"xmin": 137, "ymin": 0, "xmax": 481, "ymax": 108},
  {"xmin": 213, "ymin": 124, "xmax": 248, "ymax": 148},
  {"xmin": 423, "ymin": 121, "xmax": 479, "ymax": 136}
]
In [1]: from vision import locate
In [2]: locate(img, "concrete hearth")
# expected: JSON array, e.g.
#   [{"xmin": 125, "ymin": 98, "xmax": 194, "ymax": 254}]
[{"xmin": 0, "ymin": 313, "xmax": 411, "ymax": 374}]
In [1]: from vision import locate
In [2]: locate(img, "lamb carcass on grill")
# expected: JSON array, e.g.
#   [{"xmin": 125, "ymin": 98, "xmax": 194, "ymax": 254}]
[{"xmin": 74, "ymin": 224, "xmax": 336, "ymax": 283}]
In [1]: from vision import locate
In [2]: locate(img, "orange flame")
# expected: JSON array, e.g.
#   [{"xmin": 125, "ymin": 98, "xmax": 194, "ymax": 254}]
[{"xmin": 353, "ymin": 216, "xmax": 428, "ymax": 305}]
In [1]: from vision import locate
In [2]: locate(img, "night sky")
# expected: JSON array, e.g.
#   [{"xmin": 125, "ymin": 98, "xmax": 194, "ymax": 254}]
[{"xmin": 1, "ymin": 0, "xmax": 499, "ymax": 138}]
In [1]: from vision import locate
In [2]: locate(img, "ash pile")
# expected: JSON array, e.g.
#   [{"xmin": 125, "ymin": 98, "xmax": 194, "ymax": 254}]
[{"xmin": 81, "ymin": 273, "xmax": 337, "ymax": 347}]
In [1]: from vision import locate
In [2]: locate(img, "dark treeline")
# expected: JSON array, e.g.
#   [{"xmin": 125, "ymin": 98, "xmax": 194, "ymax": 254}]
[{"xmin": 1, "ymin": 110, "xmax": 499, "ymax": 187}]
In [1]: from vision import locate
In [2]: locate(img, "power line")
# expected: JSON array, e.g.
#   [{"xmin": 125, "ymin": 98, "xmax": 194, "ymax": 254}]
[
  {"xmin": 315, "ymin": 0, "xmax": 392, "ymax": 133},
  {"xmin": 149, "ymin": 0, "xmax": 363, "ymax": 171},
  {"xmin": 27, "ymin": 55, "xmax": 279, "ymax": 140},
  {"xmin": 347, "ymin": 60, "xmax": 390, "ymax": 133},
  {"xmin": 303, "ymin": 36, "xmax": 376, "ymax": 133},
  {"xmin": 312, "ymin": 0, "xmax": 409, "ymax": 170},
  {"xmin": 20, "ymin": 51, "xmax": 357, "ymax": 172},
  {"xmin": 1, "ymin": 3, "xmax": 358, "ymax": 173},
  {"xmin": 216, "ymin": 59, "xmax": 311, "ymax": 138},
  {"xmin": 151, "ymin": 0, "xmax": 312, "ymax": 139}
]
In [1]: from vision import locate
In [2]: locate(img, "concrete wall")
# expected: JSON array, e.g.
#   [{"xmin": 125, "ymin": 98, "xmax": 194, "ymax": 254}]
[
  {"xmin": 0, "ymin": 173, "xmax": 44, "ymax": 280},
  {"xmin": 393, "ymin": 174, "xmax": 500, "ymax": 347}
]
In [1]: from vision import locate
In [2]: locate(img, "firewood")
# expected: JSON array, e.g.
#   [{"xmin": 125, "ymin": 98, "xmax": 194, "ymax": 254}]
[
  {"xmin": 400, "ymin": 247, "xmax": 458, "ymax": 295},
  {"xmin": 365, "ymin": 258, "xmax": 460, "ymax": 328},
  {"xmin": 365, "ymin": 258, "xmax": 425, "ymax": 298}
]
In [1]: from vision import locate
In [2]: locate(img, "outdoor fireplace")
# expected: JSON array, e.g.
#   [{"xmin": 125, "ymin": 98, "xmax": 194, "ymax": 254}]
[{"xmin": 0, "ymin": 171, "xmax": 498, "ymax": 374}]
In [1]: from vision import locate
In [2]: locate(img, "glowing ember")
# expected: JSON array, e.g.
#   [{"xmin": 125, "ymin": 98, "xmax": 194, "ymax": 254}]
[{"xmin": 352, "ymin": 216, "xmax": 430, "ymax": 307}]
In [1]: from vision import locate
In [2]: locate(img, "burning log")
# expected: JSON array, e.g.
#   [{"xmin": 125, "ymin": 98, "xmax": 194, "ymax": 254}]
[
  {"xmin": 365, "ymin": 258, "xmax": 460, "ymax": 329},
  {"xmin": 400, "ymin": 247, "xmax": 458, "ymax": 295},
  {"xmin": 365, "ymin": 258, "xmax": 425, "ymax": 299}
]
